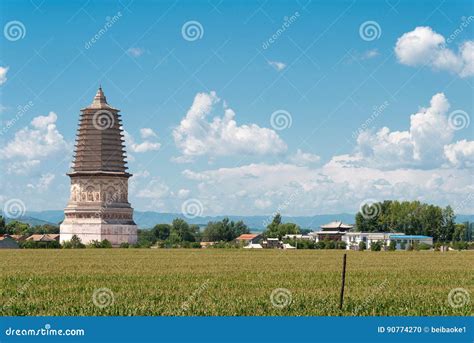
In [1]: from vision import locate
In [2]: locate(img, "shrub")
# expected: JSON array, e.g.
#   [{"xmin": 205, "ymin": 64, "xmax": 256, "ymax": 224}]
[
  {"xmin": 451, "ymin": 241, "xmax": 468, "ymax": 251},
  {"xmin": 119, "ymin": 242, "xmax": 130, "ymax": 248},
  {"xmin": 358, "ymin": 241, "xmax": 366, "ymax": 251},
  {"xmin": 68, "ymin": 235, "xmax": 85, "ymax": 248},
  {"xmin": 388, "ymin": 241, "xmax": 397, "ymax": 251},
  {"xmin": 336, "ymin": 241, "xmax": 346, "ymax": 250},
  {"xmin": 315, "ymin": 241, "xmax": 326, "ymax": 249},
  {"xmin": 87, "ymin": 239, "xmax": 112, "ymax": 248},
  {"xmin": 370, "ymin": 241, "xmax": 382, "ymax": 251},
  {"xmin": 20, "ymin": 240, "xmax": 60, "ymax": 249},
  {"xmin": 325, "ymin": 240, "xmax": 335, "ymax": 249},
  {"xmin": 418, "ymin": 243, "xmax": 431, "ymax": 250}
]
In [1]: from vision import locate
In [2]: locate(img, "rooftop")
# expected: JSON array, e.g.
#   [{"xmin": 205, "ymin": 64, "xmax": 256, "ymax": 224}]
[
  {"xmin": 389, "ymin": 235, "xmax": 432, "ymax": 239},
  {"xmin": 320, "ymin": 221, "xmax": 353, "ymax": 230},
  {"xmin": 236, "ymin": 234, "xmax": 261, "ymax": 240}
]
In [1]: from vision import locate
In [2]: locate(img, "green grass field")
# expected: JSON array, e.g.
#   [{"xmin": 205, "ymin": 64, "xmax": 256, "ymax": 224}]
[{"xmin": 0, "ymin": 249, "xmax": 472, "ymax": 316}]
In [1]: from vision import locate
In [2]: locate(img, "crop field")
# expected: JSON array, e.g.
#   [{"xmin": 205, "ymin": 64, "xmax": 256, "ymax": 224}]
[{"xmin": 0, "ymin": 249, "xmax": 472, "ymax": 316}]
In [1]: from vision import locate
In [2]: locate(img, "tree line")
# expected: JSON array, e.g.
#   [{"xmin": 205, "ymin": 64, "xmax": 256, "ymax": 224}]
[{"xmin": 355, "ymin": 200, "xmax": 470, "ymax": 243}]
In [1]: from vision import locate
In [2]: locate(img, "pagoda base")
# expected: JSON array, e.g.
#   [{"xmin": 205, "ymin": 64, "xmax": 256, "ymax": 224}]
[{"xmin": 60, "ymin": 222, "xmax": 137, "ymax": 247}]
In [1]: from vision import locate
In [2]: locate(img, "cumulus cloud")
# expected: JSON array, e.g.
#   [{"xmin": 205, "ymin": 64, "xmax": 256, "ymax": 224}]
[
  {"xmin": 444, "ymin": 140, "xmax": 474, "ymax": 168},
  {"xmin": 140, "ymin": 128, "xmax": 157, "ymax": 139},
  {"xmin": 172, "ymin": 91, "xmax": 287, "ymax": 161},
  {"xmin": 289, "ymin": 149, "xmax": 320, "ymax": 166},
  {"xmin": 1, "ymin": 112, "xmax": 70, "ymax": 160},
  {"xmin": 0, "ymin": 66, "xmax": 8, "ymax": 85},
  {"xmin": 124, "ymin": 128, "xmax": 161, "ymax": 153},
  {"xmin": 27, "ymin": 173, "xmax": 55, "ymax": 191},
  {"xmin": 136, "ymin": 178, "xmax": 170, "ymax": 199},
  {"xmin": 395, "ymin": 26, "xmax": 474, "ymax": 77},
  {"xmin": 268, "ymin": 60, "xmax": 286, "ymax": 71},
  {"xmin": 6, "ymin": 160, "xmax": 40, "ymax": 175},
  {"xmin": 355, "ymin": 93, "xmax": 456, "ymax": 169},
  {"xmin": 181, "ymin": 161, "xmax": 474, "ymax": 216}
]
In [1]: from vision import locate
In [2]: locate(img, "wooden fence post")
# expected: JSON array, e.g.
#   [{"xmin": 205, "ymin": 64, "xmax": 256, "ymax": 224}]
[{"xmin": 339, "ymin": 253, "xmax": 347, "ymax": 310}]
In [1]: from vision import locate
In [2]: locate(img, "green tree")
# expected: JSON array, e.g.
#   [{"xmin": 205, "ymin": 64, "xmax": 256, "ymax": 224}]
[
  {"xmin": 441, "ymin": 206, "xmax": 456, "ymax": 242},
  {"xmin": 264, "ymin": 214, "xmax": 300, "ymax": 239},
  {"xmin": 453, "ymin": 223, "xmax": 467, "ymax": 242},
  {"xmin": 152, "ymin": 224, "xmax": 171, "ymax": 241},
  {"xmin": 0, "ymin": 216, "xmax": 6, "ymax": 235},
  {"xmin": 358, "ymin": 241, "xmax": 366, "ymax": 251},
  {"xmin": 137, "ymin": 229, "xmax": 157, "ymax": 246},
  {"xmin": 202, "ymin": 218, "xmax": 249, "ymax": 242},
  {"xmin": 5, "ymin": 221, "xmax": 30, "ymax": 235},
  {"xmin": 171, "ymin": 218, "xmax": 197, "ymax": 242}
]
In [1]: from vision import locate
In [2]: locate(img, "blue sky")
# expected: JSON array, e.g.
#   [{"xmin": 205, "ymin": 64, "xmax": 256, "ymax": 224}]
[{"xmin": 0, "ymin": 0, "xmax": 473, "ymax": 217}]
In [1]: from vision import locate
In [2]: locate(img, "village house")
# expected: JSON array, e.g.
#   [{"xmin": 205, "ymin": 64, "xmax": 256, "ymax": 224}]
[
  {"xmin": 311, "ymin": 221, "xmax": 354, "ymax": 242},
  {"xmin": 26, "ymin": 234, "xmax": 60, "ymax": 242},
  {"xmin": 9, "ymin": 234, "xmax": 27, "ymax": 242},
  {"xmin": 0, "ymin": 235, "xmax": 20, "ymax": 249},
  {"xmin": 235, "ymin": 234, "xmax": 262, "ymax": 246},
  {"xmin": 388, "ymin": 235, "xmax": 433, "ymax": 249},
  {"xmin": 342, "ymin": 232, "xmax": 433, "ymax": 250}
]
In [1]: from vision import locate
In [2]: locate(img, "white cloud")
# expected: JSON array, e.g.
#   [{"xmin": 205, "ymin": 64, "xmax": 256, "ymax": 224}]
[
  {"xmin": 181, "ymin": 161, "xmax": 474, "ymax": 215},
  {"xmin": 0, "ymin": 66, "xmax": 8, "ymax": 85},
  {"xmin": 289, "ymin": 149, "xmax": 320, "ymax": 166},
  {"xmin": 255, "ymin": 198, "xmax": 272, "ymax": 209},
  {"xmin": 27, "ymin": 173, "xmax": 55, "ymax": 191},
  {"xmin": 395, "ymin": 26, "xmax": 474, "ymax": 77},
  {"xmin": 140, "ymin": 128, "xmax": 157, "ymax": 139},
  {"xmin": 173, "ymin": 91, "xmax": 287, "ymax": 161},
  {"xmin": 124, "ymin": 129, "xmax": 161, "ymax": 153},
  {"xmin": 268, "ymin": 60, "xmax": 286, "ymax": 71},
  {"xmin": 6, "ymin": 160, "xmax": 40, "ymax": 175},
  {"xmin": 355, "ymin": 93, "xmax": 454, "ymax": 169},
  {"xmin": 176, "ymin": 189, "xmax": 191, "ymax": 199},
  {"xmin": 136, "ymin": 178, "xmax": 170, "ymax": 199},
  {"xmin": 362, "ymin": 49, "xmax": 379, "ymax": 59},
  {"xmin": 126, "ymin": 47, "xmax": 145, "ymax": 57},
  {"xmin": 444, "ymin": 140, "xmax": 474, "ymax": 168},
  {"xmin": 1, "ymin": 112, "xmax": 70, "ymax": 160}
]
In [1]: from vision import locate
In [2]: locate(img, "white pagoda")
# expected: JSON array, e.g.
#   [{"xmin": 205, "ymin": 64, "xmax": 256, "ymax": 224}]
[{"xmin": 60, "ymin": 87, "xmax": 138, "ymax": 246}]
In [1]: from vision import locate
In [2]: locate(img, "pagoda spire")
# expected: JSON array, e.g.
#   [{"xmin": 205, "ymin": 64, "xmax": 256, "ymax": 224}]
[{"xmin": 91, "ymin": 86, "xmax": 108, "ymax": 108}]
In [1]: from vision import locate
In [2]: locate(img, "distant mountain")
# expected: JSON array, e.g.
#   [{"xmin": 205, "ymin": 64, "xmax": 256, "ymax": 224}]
[
  {"xmin": 4, "ymin": 211, "xmax": 474, "ymax": 231},
  {"xmin": 4, "ymin": 215, "xmax": 54, "ymax": 227}
]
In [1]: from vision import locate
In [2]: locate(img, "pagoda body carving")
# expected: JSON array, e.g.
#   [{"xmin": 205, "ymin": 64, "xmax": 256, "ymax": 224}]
[{"xmin": 60, "ymin": 87, "xmax": 138, "ymax": 246}]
